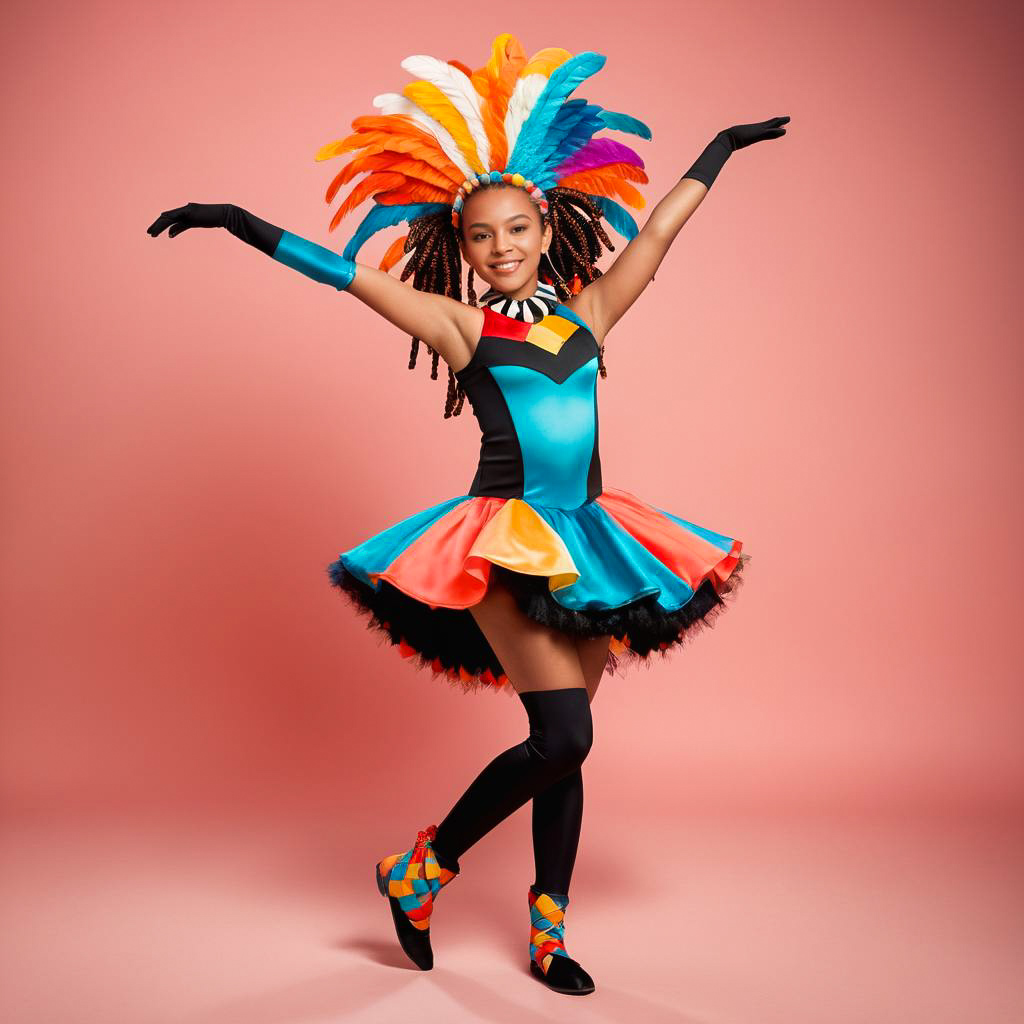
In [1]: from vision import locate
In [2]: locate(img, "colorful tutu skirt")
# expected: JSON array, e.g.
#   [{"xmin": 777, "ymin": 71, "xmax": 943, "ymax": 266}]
[{"xmin": 327, "ymin": 487, "xmax": 748, "ymax": 695}]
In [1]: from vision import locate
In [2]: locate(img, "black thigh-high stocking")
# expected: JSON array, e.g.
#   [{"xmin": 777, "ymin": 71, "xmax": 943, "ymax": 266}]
[
  {"xmin": 531, "ymin": 766, "xmax": 584, "ymax": 896},
  {"xmin": 431, "ymin": 687, "xmax": 593, "ymax": 878}
]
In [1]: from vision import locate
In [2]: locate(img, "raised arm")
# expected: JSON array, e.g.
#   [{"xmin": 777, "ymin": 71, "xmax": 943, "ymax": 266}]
[
  {"xmin": 147, "ymin": 203, "xmax": 479, "ymax": 370},
  {"xmin": 577, "ymin": 116, "xmax": 790, "ymax": 344}
]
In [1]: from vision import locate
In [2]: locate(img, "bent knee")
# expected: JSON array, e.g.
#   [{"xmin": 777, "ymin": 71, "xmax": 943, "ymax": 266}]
[
  {"xmin": 531, "ymin": 714, "xmax": 594, "ymax": 771},
  {"xmin": 552, "ymin": 721, "xmax": 594, "ymax": 768}
]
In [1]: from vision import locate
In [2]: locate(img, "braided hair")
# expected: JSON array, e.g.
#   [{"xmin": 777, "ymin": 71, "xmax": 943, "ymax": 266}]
[{"xmin": 398, "ymin": 184, "xmax": 616, "ymax": 419}]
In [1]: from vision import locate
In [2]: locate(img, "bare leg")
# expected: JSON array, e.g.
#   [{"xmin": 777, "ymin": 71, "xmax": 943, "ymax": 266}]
[
  {"xmin": 468, "ymin": 578, "xmax": 589, "ymax": 694},
  {"xmin": 575, "ymin": 634, "xmax": 612, "ymax": 706}
]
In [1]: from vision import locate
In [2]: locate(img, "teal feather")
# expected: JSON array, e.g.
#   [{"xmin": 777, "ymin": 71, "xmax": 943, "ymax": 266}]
[
  {"xmin": 537, "ymin": 102, "xmax": 605, "ymax": 186},
  {"xmin": 508, "ymin": 52, "xmax": 607, "ymax": 182},
  {"xmin": 535, "ymin": 102, "xmax": 602, "ymax": 188},
  {"xmin": 341, "ymin": 202, "xmax": 449, "ymax": 261},
  {"xmin": 597, "ymin": 110, "xmax": 652, "ymax": 140},
  {"xmin": 590, "ymin": 196, "xmax": 640, "ymax": 241}
]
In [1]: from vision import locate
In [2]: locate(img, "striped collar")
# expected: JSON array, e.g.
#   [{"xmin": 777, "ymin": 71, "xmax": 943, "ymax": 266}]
[{"xmin": 479, "ymin": 280, "xmax": 559, "ymax": 323}]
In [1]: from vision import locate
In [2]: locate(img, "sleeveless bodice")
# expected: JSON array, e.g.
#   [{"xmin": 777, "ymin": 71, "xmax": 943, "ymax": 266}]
[{"xmin": 454, "ymin": 304, "xmax": 603, "ymax": 511}]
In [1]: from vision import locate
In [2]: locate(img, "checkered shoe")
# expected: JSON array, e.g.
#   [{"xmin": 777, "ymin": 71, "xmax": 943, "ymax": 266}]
[
  {"xmin": 375, "ymin": 824, "xmax": 458, "ymax": 970},
  {"xmin": 528, "ymin": 886, "xmax": 595, "ymax": 994}
]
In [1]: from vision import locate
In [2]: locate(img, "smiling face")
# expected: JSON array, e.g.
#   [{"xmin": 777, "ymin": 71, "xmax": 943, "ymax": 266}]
[{"xmin": 458, "ymin": 185, "xmax": 553, "ymax": 300}]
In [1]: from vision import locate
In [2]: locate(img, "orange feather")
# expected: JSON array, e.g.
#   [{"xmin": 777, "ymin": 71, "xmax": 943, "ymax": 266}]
[
  {"xmin": 332, "ymin": 131, "xmax": 460, "ymax": 175},
  {"xmin": 321, "ymin": 134, "xmax": 462, "ymax": 205},
  {"xmin": 447, "ymin": 58, "xmax": 474, "ymax": 78},
  {"xmin": 479, "ymin": 33, "xmax": 525, "ymax": 171},
  {"xmin": 315, "ymin": 115, "xmax": 438, "ymax": 161},
  {"xmin": 559, "ymin": 170, "xmax": 648, "ymax": 209},
  {"xmin": 324, "ymin": 146, "xmax": 382, "ymax": 204},
  {"xmin": 374, "ymin": 192, "xmax": 417, "ymax": 205},
  {"xmin": 379, "ymin": 181, "xmax": 452, "ymax": 203},
  {"xmin": 326, "ymin": 151, "xmax": 457, "ymax": 205},
  {"xmin": 328, "ymin": 171, "xmax": 408, "ymax": 231},
  {"xmin": 594, "ymin": 161, "xmax": 650, "ymax": 185},
  {"xmin": 379, "ymin": 233, "xmax": 410, "ymax": 272}
]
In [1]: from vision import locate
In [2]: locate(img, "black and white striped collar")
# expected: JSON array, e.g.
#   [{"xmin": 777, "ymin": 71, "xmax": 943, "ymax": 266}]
[{"xmin": 479, "ymin": 280, "xmax": 559, "ymax": 323}]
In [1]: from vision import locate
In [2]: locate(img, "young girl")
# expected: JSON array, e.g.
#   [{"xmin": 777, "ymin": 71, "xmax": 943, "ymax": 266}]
[{"xmin": 148, "ymin": 33, "xmax": 786, "ymax": 996}]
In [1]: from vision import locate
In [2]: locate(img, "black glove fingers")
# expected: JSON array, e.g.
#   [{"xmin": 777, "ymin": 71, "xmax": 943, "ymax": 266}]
[
  {"xmin": 147, "ymin": 202, "xmax": 232, "ymax": 237},
  {"xmin": 147, "ymin": 213, "xmax": 182, "ymax": 236},
  {"xmin": 148, "ymin": 204, "xmax": 193, "ymax": 237},
  {"xmin": 728, "ymin": 116, "xmax": 792, "ymax": 148}
]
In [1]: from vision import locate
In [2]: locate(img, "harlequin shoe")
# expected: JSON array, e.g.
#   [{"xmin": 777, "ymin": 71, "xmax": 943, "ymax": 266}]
[
  {"xmin": 527, "ymin": 885, "xmax": 596, "ymax": 995},
  {"xmin": 374, "ymin": 824, "xmax": 459, "ymax": 970}
]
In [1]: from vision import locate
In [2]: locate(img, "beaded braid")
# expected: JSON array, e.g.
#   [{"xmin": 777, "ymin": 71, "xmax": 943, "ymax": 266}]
[
  {"xmin": 404, "ymin": 183, "xmax": 615, "ymax": 419},
  {"xmin": 538, "ymin": 186, "xmax": 615, "ymax": 380},
  {"xmin": 399, "ymin": 211, "xmax": 467, "ymax": 418}
]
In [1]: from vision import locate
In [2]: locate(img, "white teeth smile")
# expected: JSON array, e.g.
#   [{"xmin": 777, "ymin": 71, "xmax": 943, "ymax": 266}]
[{"xmin": 491, "ymin": 261, "xmax": 521, "ymax": 271}]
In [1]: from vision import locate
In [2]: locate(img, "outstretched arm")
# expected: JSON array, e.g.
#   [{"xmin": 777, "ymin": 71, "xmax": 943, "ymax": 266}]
[
  {"xmin": 578, "ymin": 116, "xmax": 790, "ymax": 343},
  {"xmin": 147, "ymin": 203, "xmax": 477, "ymax": 368}
]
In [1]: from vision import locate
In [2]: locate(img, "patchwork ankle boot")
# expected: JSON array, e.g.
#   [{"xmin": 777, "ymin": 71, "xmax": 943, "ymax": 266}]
[
  {"xmin": 374, "ymin": 824, "xmax": 459, "ymax": 970},
  {"xmin": 527, "ymin": 885, "xmax": 596, "ymax": 994}
]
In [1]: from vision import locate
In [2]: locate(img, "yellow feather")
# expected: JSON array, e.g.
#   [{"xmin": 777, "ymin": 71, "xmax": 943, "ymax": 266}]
[
  {"xmin": 521, "ymin": 47, "xmax": 572, "ymax": 78},
  {"xmin": 403, "ymin": 81, "xmax": 484, "ymax": 174}
]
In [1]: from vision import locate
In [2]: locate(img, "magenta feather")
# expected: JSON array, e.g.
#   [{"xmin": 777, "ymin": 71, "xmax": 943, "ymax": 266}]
[{"xmin": 554, "ymin": 137, "xmax": 645, "ymax": 178}]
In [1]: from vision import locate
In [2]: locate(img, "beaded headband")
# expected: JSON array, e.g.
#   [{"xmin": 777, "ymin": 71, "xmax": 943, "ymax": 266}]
[
  {"xmin": 314, "ymin": 32, "xmax": 652, "ymax": 268},
  {"xmin": 452, "ymin": 171, "xmax": 547, "ymax": 230}
]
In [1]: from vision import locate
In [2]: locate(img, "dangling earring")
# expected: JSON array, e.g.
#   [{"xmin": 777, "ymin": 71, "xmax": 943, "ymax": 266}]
[{"xmin": 541, "ymin": 250, "xmax": 568, "ymax": 293}]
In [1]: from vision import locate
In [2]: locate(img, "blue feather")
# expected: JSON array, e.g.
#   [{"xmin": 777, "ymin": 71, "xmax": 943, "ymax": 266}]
[
  {"xmin": 538, "ymin": 101, "xmax": 605, "ymax": 185},
  {"xmin": 341, "ymin": 202, "xmax": 449, "ymax": 261},
  {"xmin": 509, "ymin": 52, "xmax": 607, "ymax": 182},
  {"xmin": 597, "ymin": 110, "xmax": 653, "ymax": 140},
  {"xmin": 591, "ymin": 196, "xmax": 640, "ymax": 241}
]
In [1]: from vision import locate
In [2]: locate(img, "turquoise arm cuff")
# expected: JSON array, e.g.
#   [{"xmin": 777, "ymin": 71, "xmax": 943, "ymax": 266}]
[{"xmin": 272, "ymin": 230, "xmax": 356, "ymax": 291}]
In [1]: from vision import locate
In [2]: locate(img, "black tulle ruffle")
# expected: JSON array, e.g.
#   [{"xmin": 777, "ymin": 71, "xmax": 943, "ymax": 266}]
[{"xmin": 327, "ymin": 552, "xmax": 750, "ymax": 696}]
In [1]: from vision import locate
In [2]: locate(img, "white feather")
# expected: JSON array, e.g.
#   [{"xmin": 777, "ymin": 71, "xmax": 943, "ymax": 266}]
[
  {"xmin": 371, "ymin": 92, "xmax": 474, "ymax": 180},
  {"xmin": 400, "ymin": 55, "xmax": 491, "ymax": 171},
  {"xmin": 504, "ymin": 73, "xmax": 548, "ymax": 162}
]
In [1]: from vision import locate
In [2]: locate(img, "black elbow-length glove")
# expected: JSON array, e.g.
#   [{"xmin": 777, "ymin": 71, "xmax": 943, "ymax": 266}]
[
  {"xmin": 147, "ymin": 203, "xmax": 356, "ymax": 290},
  {"xmin": 682, "ymin": 115, "xmax": 790, "ymax": 190}
]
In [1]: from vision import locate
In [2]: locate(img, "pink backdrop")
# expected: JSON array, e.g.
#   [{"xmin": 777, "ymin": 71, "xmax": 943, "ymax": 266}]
[
  {"xmin": 4, "ymin": 0, "xmax": 1019, "ymax": 818},
  {"xmin": 1, "ymin": 3, "xmax": 1022, "ymax": 1021}
]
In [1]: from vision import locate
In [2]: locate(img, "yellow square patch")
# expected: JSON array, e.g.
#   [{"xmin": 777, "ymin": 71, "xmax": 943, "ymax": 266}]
[{"xmin": 523, "ymin": 315, "xmax": 577, "ymax": 355}]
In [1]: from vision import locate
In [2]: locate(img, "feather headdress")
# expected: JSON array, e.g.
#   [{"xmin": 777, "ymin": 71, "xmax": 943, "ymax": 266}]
[{"xmin": 315, "ymin": 33, "xmax": 652, "ymax": 269}]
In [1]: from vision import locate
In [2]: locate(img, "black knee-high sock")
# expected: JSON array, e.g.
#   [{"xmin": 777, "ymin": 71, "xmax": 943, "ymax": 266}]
[
  {"xmin": 532, "ymin": 766, "xmax": 584, "ymax": 896},
  {"xmin": 431, "ymin": 687, "xmax": 593, "ymax": 873}
]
